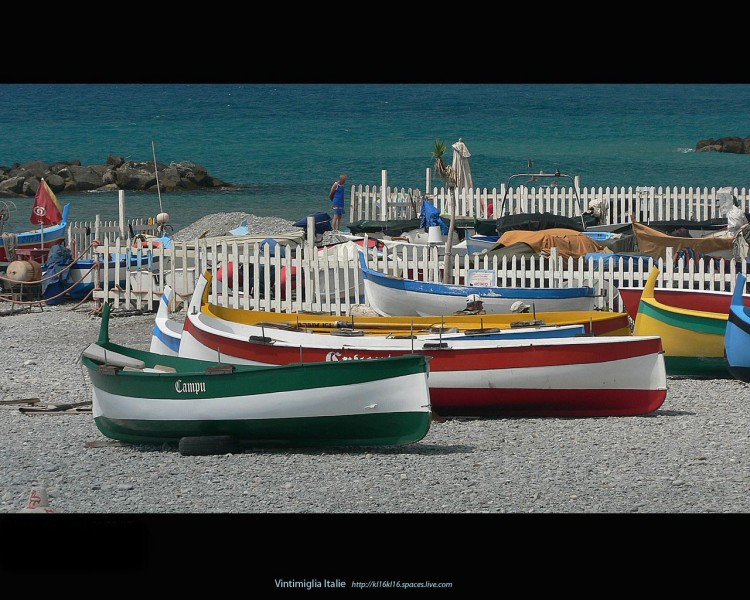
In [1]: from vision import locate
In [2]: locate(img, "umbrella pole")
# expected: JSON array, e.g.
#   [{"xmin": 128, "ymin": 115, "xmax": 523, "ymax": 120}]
[{"xmin": 443, "ymin": 187, "xmax": 456, "ymax": 284}]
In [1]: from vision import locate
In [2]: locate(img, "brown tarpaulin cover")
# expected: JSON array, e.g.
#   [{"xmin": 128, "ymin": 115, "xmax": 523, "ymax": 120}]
[
  {"xmin": 631, "ymin": 220, "xmax": 734, "ymax": 260},
  {"xmin": 497, "ymin": 228, "xmax": 603, "ymax": 260}
]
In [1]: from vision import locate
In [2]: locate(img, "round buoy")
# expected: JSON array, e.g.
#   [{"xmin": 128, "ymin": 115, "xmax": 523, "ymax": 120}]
[
  {"xmin": 6, "ymin": 260, "xmax": 41, "ymax": 283},
  {"xmin": 217, "ymin": 262, "xmax": 242, "ymax": 288}
]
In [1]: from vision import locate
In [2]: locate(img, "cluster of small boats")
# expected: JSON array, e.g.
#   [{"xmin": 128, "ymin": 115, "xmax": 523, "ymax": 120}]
[
  {"xmin": 82, "ymin": 258, "xmax": 674, "ymax": 452},
  {"xmin": 81, "ymin": 251, "xmax": 750, "ymax": 453}
]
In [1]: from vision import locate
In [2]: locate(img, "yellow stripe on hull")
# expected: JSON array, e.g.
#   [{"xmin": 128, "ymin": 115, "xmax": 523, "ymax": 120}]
[{"xmin": 634, "ymin": 312, "xmax": 724, "ymax": 358}]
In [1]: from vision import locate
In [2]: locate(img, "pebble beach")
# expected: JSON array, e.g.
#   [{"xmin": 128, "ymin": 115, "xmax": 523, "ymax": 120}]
[
  {"xmin": 0, "ymin": 297, "xmax": 747, "ymax": 515},
  {"xmin": 1, "ymin": 213, "xmax": 747, "ymax": 581}
]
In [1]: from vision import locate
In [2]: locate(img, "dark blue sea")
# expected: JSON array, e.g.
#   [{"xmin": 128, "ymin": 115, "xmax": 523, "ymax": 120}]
[{"xmin": 1, "ymin": 83, "xmax": 749, "ymax": 233}]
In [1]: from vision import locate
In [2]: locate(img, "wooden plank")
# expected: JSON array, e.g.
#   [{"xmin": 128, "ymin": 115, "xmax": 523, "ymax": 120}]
[{"xmin": 0, "ymin": 398, "xmax": 40, "ymax": 405}]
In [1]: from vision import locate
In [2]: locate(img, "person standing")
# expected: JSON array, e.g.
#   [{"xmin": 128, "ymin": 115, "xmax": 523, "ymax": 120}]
[{"xmin": 329, "ymin": 173, "xmax": 347, "ymax": 231}]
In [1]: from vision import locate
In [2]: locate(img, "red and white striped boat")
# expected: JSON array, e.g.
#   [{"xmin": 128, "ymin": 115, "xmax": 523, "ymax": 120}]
[{"xmin": 177, "ymin": 273, "xmax": 668, "ymax": 418}]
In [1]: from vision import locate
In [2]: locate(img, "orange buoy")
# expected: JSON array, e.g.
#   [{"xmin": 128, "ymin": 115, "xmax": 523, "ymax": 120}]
[{"xmin": 6, "ymin": 260, "xmax": 42, "ymax": 283}]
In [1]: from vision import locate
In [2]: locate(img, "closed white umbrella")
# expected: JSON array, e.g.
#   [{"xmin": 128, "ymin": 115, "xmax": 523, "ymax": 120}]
[
  {"xmin": 439, "ymin": 138, "xmax": 473, "ymax": 283},
  {"xmin": 451, "ymin": 138, "xmax": 473, "ymax": 193}
]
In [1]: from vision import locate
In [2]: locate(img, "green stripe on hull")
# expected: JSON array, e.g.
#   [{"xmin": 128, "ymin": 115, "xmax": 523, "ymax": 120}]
[
  {"xmin": 94, "ymin": 412, "xmax": 432, "ymax": 447},
  {"xmin": 85, "ymin": 346, "xmax": 427, "ymax": 400},
  {"xmin": 665, "ymin": 355, "xmax": 731, "ymax": 378},
  {"xmin": 639, "ymin": 301, "xmax": 727, "ymax": 336}
]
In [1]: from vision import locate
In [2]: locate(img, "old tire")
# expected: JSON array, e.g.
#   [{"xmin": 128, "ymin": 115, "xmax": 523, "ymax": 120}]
[{"xmin": 178, "ymin": 435, "xmax": 242, "ymax": 456}]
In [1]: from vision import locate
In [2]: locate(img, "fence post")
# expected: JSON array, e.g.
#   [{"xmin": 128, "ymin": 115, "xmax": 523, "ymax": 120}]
[
  {"xmin": 118, "ymin": 190, "xmax": 126, "ymax": 238},
  {"xmin": 307, "ymin": 216, "xmax": 316, "ymax": 252},
  {"xmin": 380, "ymin": 169, "xmax": 388, "ymax": 221}
]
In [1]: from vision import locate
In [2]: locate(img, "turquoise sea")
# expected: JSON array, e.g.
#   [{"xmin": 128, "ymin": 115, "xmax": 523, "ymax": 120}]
[{"xmin": 1, "ymin": 83, "xmax": 749, "ymax": 233}]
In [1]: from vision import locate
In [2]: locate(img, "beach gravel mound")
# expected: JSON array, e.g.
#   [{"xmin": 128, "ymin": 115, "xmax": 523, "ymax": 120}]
[{"xmin": 171, "ymin": 212, "xmax": 299, "ymax": 241}]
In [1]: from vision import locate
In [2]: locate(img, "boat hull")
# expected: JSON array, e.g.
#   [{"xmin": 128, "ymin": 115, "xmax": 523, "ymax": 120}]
[
  {"xmin": 180, "ymin": 312, "xmax": 667, "ymax": 418},
  {"xmin": 84, "ymin": 303, "xmax": 432, "ymax": 446},
  {"xmin": 150, "ymin": 287, "xmax": 182, "ymax": 356},
  {"xmin": 91, "ymin": 386, "xmax": 431, "ymax": 447},
  {"xmin": 619, "ymin": 286, "xmax": 749, "ymax": 320},
  {"xmin": 43, "ymin": 251, "xmax": 160, "ymax": 303},
  {"xmin": 359, "ymin": 252, "xmax": 600, "ymax": 316},
  {"xmin": 0, "ymin": 204, "xmax": 69, "ymax": 262},
  {"xmin": 724, "ymin": 273, "xmax": 750, "ymax": 382},
  {"xmin": 633, "ymin": 267, "xmax": 730, "ymax": 378},
  {"xmin": 0, "ymin": 204, "xmax": 70, "ymax": 262},
  {"xmin": 85, "ymin": 348, "xmax": 431, "ymax": 446}
]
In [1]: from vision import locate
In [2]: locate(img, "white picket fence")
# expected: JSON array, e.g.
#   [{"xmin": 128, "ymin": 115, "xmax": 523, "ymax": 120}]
[
  {"xmin": 91, "ymin": 237, "xmax": 749, "ymax": 314},
  {"xmin": 62, "ymin": 180, "xmax": 750, "ymax": 313},
  {"xmin": 66, "ymin": 216, "xmax": 159, "ymax": 261},
  {"xmin": 349, "ymin": 182, "xmax": 750, "ymax": 223}
]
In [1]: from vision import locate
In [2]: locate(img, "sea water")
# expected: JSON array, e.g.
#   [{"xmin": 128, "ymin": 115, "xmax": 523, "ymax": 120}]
[{"xmin": 1, "ymin": 83, "xmax": 748, "ymax": 233}]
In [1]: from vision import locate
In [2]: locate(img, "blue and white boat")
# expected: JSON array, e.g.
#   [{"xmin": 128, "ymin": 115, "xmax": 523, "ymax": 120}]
[
  {"xmin": 0, "ymin": 203, "xmax": 70, "ymax": 262},
  {"xmin": 465, "ymin": 234, "xmax": 500, "ymax": 255},
  {"xmin": 150, "ymin": 285, "xmax": 183, "ymax": 356},
  {"xmin": 42, "ymin": 245, "xmax": 160, "ymax": 304},
  {"xmin": 358, "ymin": 250, "xmax": 603, "ymax": 317}
]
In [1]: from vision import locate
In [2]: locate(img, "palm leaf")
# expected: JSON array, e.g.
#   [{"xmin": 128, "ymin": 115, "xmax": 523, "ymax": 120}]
[{"xmin": 432, "ymin": 138, "xmax": 446, "ymax": 159}]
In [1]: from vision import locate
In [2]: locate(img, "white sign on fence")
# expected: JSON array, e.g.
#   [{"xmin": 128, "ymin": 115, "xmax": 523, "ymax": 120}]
[{"xmin": 467, "ymin": 269, "xmax": 496, "ymax": 287}]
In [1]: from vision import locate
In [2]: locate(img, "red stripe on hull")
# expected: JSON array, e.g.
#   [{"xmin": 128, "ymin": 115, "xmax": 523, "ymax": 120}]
[
  {"xmin": 619, "ymin": 288, "xmax": 749, "ymax": 320},
  {"xmin": 185, "ymin": 321, "xmax": 663, "ymax": 371},
  {"xmin": 429, "ymin": 387, "xmax": 667, "ymax": 417},
  {"xmin": 587, "ymin": 313, "xmax": 630, "ymax": 336}
]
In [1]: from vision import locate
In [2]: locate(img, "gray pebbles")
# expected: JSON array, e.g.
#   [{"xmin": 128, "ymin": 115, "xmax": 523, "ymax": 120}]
[{"xmin": 0, "ymin": 213, "xmax": 748, "ymax": 515}]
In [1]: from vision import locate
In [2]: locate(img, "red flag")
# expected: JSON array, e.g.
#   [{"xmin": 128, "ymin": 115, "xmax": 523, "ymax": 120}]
[{"xmin": 31, "ymin": 178, "xmax": 63, "ymax": 226}]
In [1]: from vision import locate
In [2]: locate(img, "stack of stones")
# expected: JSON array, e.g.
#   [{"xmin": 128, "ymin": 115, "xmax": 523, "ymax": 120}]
[{"xmin": 0, "ymin": 155, "xmax": 232, "ymax": 198}]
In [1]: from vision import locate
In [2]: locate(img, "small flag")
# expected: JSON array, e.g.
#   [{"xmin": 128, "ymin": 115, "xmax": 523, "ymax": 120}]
[{"xmin": 31, "ymin": 178, "xmax": 63, "ymax": 226}]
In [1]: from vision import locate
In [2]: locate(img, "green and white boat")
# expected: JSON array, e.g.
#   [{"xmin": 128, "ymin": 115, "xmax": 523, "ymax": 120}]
[{"xmin": 82, "ymin": 303, "xmax": 432, "ymax": 447}]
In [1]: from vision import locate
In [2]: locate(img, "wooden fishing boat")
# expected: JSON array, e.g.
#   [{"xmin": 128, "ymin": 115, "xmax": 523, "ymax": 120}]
[
  {"xmin": 0, "ymin": 203, "xmax": 70, "ymax": 262},
  {"xmin": 152, "ymin": 284, "xmax": 588, "ymax": 349},
  {"xmin": 82, "ymin": 303, "xmax": 432, "ymax": 447},
  {"xmin": 189, "ymin": 270, "xmax": 630, "ymax": 336},
  {"xmin": 175, "ymin": 272, "xmax": 667, "ymax": 418},
  {"xmin": 358, "ymin": 251, "xmax": 603, "ymax": 316},
  {"xmin": 723, "ymin": 272, "xmax": 750, "ymax": 382},
  {"xmin": 42, "ymin": 246, "xmax": 160, "ymax": 304},
  {"xmin": 618, "ymin": 284, "xmax": 750, "ymax": 320},
  {"xmin": 633, "ymin": 267, "xmax": 730, "ymax": 378}
]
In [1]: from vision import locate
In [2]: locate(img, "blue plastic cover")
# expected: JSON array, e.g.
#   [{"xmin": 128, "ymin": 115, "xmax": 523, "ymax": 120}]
[
  {"xmin": 294, "ymin": 212, "xmax": 332, "ymax": 235},
  {"xmin": 419, "ymin": 199, "xmax": 448, "ymax": 235}
]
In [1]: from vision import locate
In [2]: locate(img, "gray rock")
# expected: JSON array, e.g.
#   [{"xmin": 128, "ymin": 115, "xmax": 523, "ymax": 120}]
[{"xmin": 0, "ymin": 157, "xmax": 233, "ymax": 197}]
